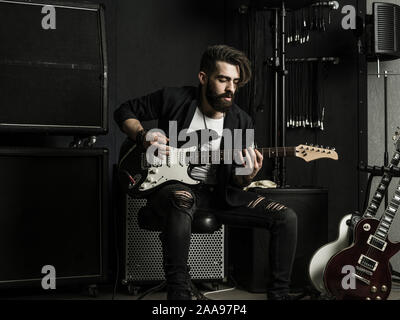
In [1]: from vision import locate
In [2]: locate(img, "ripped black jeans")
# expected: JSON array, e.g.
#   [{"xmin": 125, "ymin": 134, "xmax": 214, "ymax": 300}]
[{"xmin": 146, "ymin": 183, "xmax": 298, "ymax": 299}]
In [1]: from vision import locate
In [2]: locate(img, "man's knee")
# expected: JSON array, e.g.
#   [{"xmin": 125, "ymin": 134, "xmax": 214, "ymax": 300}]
[
  {"xmin": 169, "ymin": 189, "xmax": 195, "ymax": 210},
  {"xmin": 155, "ymin": 184, "xmax": 196, "ymax": 218},
  {"xmin": 280, "ymin": 207, "xmax": 297, "ymax": 228}
]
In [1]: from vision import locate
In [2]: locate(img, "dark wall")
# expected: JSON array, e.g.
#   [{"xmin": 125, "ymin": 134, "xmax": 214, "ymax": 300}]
[{"xmin": 115, "ymin": 0, "xmax": 226, "ymax": 152}]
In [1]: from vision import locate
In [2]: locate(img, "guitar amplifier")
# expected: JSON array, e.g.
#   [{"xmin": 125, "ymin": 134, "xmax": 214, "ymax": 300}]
[
  {"xmin": 122, "ymin": 196, "xmax": 225, "ymax": 286},
  {"xmin": 228, "ymin": 187, "xmax": 328, "ymax": 292},
  {"xmin": 0, "ymin": 147, "xmax": 108, "ymax": 288},
  {"xmin": 0, "ymin": 0, "xmax": 108, "ymax": 134}
]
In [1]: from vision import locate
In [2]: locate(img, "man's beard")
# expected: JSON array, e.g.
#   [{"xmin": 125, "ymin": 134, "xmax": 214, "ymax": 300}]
[{"xmin": 205, "ymin": 82, "xmax": 235, "ymax": 113}]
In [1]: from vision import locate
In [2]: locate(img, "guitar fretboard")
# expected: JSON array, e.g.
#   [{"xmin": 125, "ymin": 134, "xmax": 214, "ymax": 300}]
[
  {"xmin": 363, "ymin": 151, "xmax": 400, "ymax": 218},
  {"xmin": 218, "ymin": 147, "xmax": 297, "ymax": 161},
  {"xmin": 375, "ymin": 184, "xmax": 400, "ymax": 240},
  {"xmin": 188, "ymin": 147, "xmax": 298, "ymax": 163}
]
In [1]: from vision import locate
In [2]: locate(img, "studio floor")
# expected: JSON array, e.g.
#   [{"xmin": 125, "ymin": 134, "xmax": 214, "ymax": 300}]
[{"xmin": 2, "ymin": 281, "xmax": 400, "ymax": 301}]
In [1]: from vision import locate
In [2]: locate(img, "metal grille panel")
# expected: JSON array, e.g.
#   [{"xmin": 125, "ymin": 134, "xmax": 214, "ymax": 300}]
[{"xmin": 124, "ymin": 196, "xmax": 225, "ymax": 282}]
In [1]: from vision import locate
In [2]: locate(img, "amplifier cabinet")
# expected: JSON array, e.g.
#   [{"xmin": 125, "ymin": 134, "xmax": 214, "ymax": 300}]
[
  {"xmin": 0, "ymin": 0, "xmax": 108, "ymax": 134},
  {"xmin": 0, "ymin": 147, "xmax": 108, "ymax": 288},
  {"xmin": 122, "ymin": 196, "xmax": 225, "ymax": 284}
]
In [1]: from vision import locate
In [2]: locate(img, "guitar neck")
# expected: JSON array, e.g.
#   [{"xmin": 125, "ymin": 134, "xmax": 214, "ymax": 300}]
[
  {"xmin": 375, "ymin": 183, "xmax": 400, "ymax": 240},
  {"xmin": 213, "ymin": 147, "xmax": 297, "ymax": 161},
  {"xmin": 258, "ymin": 147, "xmax": 297, "ymax": 158},
  {"xmin": 364, "ymin": 151, "xmax": 400, "ymax": 218}
]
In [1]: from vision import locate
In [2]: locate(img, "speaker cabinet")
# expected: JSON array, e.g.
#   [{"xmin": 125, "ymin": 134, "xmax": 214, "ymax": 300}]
[
  {"xmin": 0, "ymin": 0, "xmax": 108, "ymax": 134},
  {"xmin": 369, "ymin": 2, "xmax": 400, "ymax": 61},
  {"xmin": 228, "ymin": 188, "xmax": 328, "ymax": 292},
  {"xmin": 0, "ymin": 147, "xmax": 108, "ymax": 288},
  {"xmin": 122, "ymin": 196, "xmax": 225, "ymax": 285}
]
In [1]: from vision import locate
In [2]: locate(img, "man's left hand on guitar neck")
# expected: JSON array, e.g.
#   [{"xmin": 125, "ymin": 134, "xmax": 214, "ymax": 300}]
[{"xmin": 232, "ymin": 147, "xmax": 263, "ymax": 188}]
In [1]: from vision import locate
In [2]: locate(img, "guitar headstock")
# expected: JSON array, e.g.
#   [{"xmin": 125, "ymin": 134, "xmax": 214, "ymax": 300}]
[
  {"xmin": 295, "ymin": 144, "xmax": 339, "ymax": 162},
  {"xmin": 393, "ymin": 128, "xmax": 400, "ymax": 151}
]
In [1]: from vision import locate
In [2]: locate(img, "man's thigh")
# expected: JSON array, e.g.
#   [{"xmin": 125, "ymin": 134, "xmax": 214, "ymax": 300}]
[{"xmin": 213, "ymin": 193, "xmax": 290, "ymax": 230}]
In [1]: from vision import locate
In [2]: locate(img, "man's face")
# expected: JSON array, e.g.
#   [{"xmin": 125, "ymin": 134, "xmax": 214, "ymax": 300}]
[{"xmin": 204, "ymin": 61, "xmax": 240, "ymax": 113}]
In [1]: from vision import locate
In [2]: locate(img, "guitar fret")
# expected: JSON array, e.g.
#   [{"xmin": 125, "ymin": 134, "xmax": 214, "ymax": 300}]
[
  {"xmin": 386, "ymin": 211, "xmax": 395, "ymax": 218},
  {"xmin": 378, "ymin": 226, "xmax": 388, "ymax": 234},
  {"xmin": 381, "ymin": 221, "xmax": 390, "ymax": 228},
  {"xmin": 370, "ymin": 203, "xmax": 378, "ymax": 210},
  {"xmin": 392, "ymin": 198, "xmax": 400, "ymax": 206},
  {"xmin": 375, "ymin": 192, "xmax": 382, "ymax": 199},
  {"xmin": 376, "ymin": 231, "xmax": 386, "ymax": 238},
  {"xmin": 384, "ymin": 216, "xmax": 393, "ymax": 223}
]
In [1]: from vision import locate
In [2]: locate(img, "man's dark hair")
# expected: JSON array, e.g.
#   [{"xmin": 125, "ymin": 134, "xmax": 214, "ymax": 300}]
[{"xmin": 200, "ymin": 45, "xmax": 252, "ymax": 87}]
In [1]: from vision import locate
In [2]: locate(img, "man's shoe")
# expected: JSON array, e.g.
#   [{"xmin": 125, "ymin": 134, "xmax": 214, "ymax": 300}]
[
  {"xmin": 267, "ymin": 292, "xmax": 304, "ymax": 301},
  {"xmin": 167, "ymin": 289, "xmax": 192, "ymax": 300}
]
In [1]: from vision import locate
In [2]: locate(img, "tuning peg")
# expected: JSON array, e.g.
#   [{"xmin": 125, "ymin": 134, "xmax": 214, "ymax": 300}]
[{"xmin": 331, "ymin": 148, "xmax": 336, "ymax": 151}]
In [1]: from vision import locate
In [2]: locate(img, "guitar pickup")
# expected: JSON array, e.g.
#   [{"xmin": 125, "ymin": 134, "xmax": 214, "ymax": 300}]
[
  {"xmin": 358, "ymin": 254, "xmax": 378, "ymax": 272},
  {"xmin": 367, "ymin": 235, "xmax": 387, "ymax": 252}
]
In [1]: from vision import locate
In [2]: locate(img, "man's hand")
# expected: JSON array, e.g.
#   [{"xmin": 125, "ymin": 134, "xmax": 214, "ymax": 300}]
[
  {"xmin": 143, "ymin": 131, "xmax": 170, "ymax": 155},
  {"xmin": 232, "ymin": 147, "xmax": 263, "ymax": 187}
]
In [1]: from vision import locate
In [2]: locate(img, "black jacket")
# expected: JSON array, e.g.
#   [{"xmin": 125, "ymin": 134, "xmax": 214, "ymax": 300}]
[{"xmin": 114, "ymin": 86, "xmax": 257, "ymax": 207}]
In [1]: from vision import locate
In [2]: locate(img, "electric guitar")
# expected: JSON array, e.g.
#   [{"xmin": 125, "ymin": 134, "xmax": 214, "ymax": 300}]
[
  {"xmin": 322, "ymin": 133, "xmax": 400, "ymax": 300},
  {"xmin": 308, "ymin": 131, "xmax": 400, "ymax": 296},
  {"xmin": 323, "ymin": 186, "xmax": 400, "ymax": 300},
  {"xmin": 118, "ymin": 136, "xmax": 338, "ymax": 198}
]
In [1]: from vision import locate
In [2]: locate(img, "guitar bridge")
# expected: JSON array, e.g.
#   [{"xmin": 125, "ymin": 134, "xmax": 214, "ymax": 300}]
[{"xmin": 354, "ymin": 273, "xmax": 371, "ymax": 285}]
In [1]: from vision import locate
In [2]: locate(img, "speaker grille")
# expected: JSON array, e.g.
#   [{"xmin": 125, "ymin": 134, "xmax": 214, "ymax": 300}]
[
  {"xmin": 374, "ymin": 2, "xmax": 400, "ymax": 59},
  {"xmin": 376, "ymin": 5, "xmax": 395, "ymax": 51},
  {"xmin": 124, "ymin": 196, "xmax": 225, "ymax": 282}
]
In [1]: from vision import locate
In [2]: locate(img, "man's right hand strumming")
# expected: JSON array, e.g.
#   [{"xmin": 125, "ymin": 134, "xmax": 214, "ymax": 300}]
[{"xmin": 122, "ymin": 118, "xmax": 169, "ymax": 156}]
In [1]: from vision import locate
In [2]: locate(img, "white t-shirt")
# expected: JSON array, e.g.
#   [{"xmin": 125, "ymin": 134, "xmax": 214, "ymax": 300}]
[{"xmin": 186, "ymin": 107, "xmax": 224, "ymax": 185}]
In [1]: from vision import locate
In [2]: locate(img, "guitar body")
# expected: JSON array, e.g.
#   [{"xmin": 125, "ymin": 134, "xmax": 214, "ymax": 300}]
[
  {"xmin": 308, "ymin": 214, "xmax": 352, "ymax": 294},
  {"xmin": 117, "ymin": 138, "xmax": 201, "ymax": 198},
  {"xmin": 323, "ymin": 218, "xmax": 400, "ymax": 300}
]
